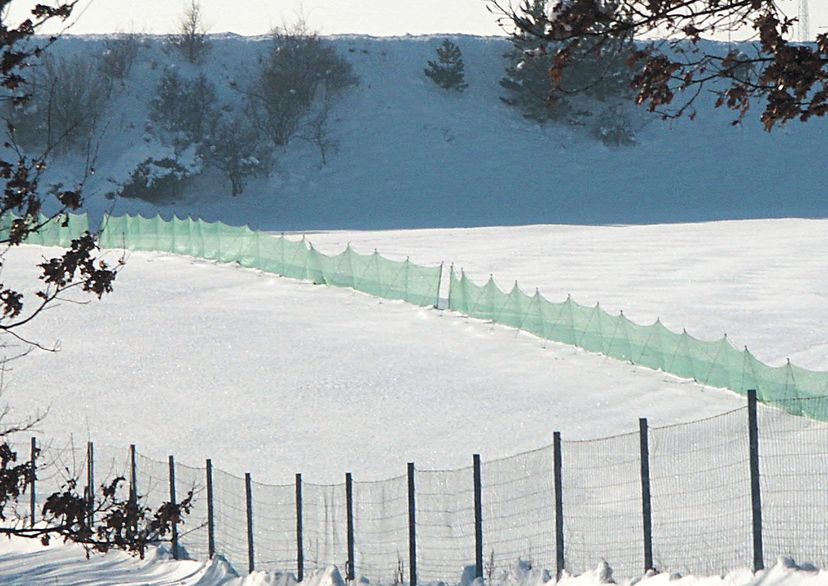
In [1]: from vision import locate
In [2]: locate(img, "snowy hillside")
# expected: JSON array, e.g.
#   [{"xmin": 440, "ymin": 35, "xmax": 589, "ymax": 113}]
[
  {"xmin": 31, "ymin": 34, "xmax": 828, "ymax": 230},
  {"xmin": 1, "ymin": 32, "xmax": 827, "ymax": 585}
]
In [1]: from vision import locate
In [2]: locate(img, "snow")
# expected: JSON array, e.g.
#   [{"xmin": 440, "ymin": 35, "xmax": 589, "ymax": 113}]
[
  {"xmin": 26, "ymin": 35, "xmax": 828, "ymax": 232},
  {"xmin": 1, "ymin": 535, "xmax": 827, "ymax": 586},
  {"xmin": 0, "ymin": 32, "xmax": 825, "ymax": 585}
]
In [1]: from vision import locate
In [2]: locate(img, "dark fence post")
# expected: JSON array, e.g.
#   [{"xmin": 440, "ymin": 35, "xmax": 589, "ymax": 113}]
[
  {"xmin": 129, "ymin": 444, "xmax": 137, "ymax": 506},
  {"xmin": 747, "ymin": 390, "xmax": 764, "ymax": 572},
  {"xmin": 129, "ymin": 444, "xmax": 137, "ymax": 536},
  {"xmin": 473, "ymin": 454, "xmax": 483, "ymax": 581},
  {"xmin": 296, "ymin": 473, "xmax": 304, "ymax": 582},
  {"xmin": 245, "ymin": 472, "xmax": 254, "ymax": 574},
  {"xmin": 407, "ymin": 462, "xmax": 417, "ymax": 586},
  {"xmin": 553, "ymin": 432, "xmax": 564, "ymax": 581},
  {"xmin": 168, "ymin": 455, "xmax": 179, "ymax": 560},
  {"xmin": 639, "ymin": 418, "xmax": 653, "ymax": 573},
  {"xmin": 206, "ymin": 459, "xmax": 215, "ymax": 559},
  {"xmin": 87, "ymin": 441, "xmax": 95, "ymax": 527},
  {"xmin": 346, "ymin": 472, "xmax": 355, "ymax": 581},
  {"xmin": 30, "ymin": 437, "xmax": 37, "ymax": 527}
]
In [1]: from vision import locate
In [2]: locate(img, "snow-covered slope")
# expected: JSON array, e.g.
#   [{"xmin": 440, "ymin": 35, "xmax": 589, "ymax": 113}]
[{"xmin": 39, "ymin": 34, "xmax": 827, "ymax": 230}]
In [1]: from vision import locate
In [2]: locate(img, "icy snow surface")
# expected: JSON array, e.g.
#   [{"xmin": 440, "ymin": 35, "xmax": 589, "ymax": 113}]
[{"xmin": 0, "ymin": 33, "xmax": 826, "ymax": 583}]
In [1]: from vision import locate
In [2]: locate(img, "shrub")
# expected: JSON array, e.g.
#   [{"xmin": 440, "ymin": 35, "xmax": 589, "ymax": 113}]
[
  {"xmin": 98, "ymin": 34, "xmax": 141, "ymax": 83},
  {"xmin": 170, "ymin": 0, "xmax": 210, "ymax": 64},
  {"xmin": 115, "ymin": 150, "xmax": 202, "ymax": 203},
  {"xmin": 149, "ymin": 69, "xmax": 219, "ymax": 145},
  {"xmin": 205, "ymin": 114, "xmax": 271, "ymax": 196},
  {"xmin": 8, "ymin": 54, "xmax": 109, "ymax": 153},
  {"xmin": 246, "ymin": 21, "xmax": 357, "ymax": 146}
]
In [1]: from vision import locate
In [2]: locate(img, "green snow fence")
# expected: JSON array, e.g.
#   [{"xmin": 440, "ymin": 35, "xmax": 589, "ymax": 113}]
[
  {"xmin": 98, "ymin": 213, "xmax": 442, "ymax": 307},
  {"xmin": 4, "ymin": 212, "xmax": 91, "ymax": 246},
  {"xmin": 447, "ymin": 267, "xmax": 828, "ymax": 420}
]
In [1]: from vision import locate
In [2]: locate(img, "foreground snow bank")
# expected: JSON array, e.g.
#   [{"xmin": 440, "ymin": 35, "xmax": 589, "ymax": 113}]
[{"xmin": 0, "ymin": 539, "xmax": 825, "ymax": 586}]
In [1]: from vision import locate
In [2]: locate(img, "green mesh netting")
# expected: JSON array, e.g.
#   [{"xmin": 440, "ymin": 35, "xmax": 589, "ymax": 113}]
[
  {"xmin": 1, "ymin": 212, "xmax": 90, "ymax": 246},
  {"xmin": 17, "ymin": 211, "xmax": 828, "ymax": 420},
  {"xmin": 448, "ymin": 268, "xmax": 828, "ymax": 419},
  {"xmin": 98, "ymin": 213, "xmax": 441, "ymax": 307}
]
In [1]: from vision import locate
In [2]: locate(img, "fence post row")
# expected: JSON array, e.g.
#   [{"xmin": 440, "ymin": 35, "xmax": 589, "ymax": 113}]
[
  {"xmin": 295, "ymin": 473, "xmax": 304, "ymax": 582},
  {"xmin": 407, "ymin": 462, "xmax": 417, "ymax": 586},
  {"xmin": 168, "ymin": 455, "xmax": 179, "ymax": 560},
  {"xmin": 473, "ymin": 454, "xmax": 483, "ymax": 581},
  {"xmin": 345, "ymin": 472, "xmax": 355, "ymax": 582},
  {"xmin": 638, "ymin": 419, "xmax": 653, "ymax": 573},
  {"xmin": 206, "ymin": 459, "xmax": 215, "ymax": 559},
  {"xmin": 747, "ymin": 389, "xmax": 764, "ymax": 572},
  {"xmin": 553, "ymin": 431, "xmax": 564, "ymax": 581},
  {"xmin": 245, "ymin": 472, "xmax": 254, "ymax": 574},
  {"xmin": 29, "ymin": 437, "xmax": 37, "ymax": 528},
  {"xmin": 21, "ymin": 389, "xmax": 781, "ymax": 579}
]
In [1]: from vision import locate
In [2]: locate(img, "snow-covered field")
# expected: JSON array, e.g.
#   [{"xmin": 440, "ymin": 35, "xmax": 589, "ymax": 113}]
[
  {"xmin": 0, "ymin": 31, "xmax": 826, "ymax": 586},
  {"xmin": 2, "ymin": 536, "xmax": 827, "ymax": 586}
]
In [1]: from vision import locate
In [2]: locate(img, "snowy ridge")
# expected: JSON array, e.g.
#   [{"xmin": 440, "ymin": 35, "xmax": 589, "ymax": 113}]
[{"xmin": 29, "ymin": 34, "xmax": 828, "ymax": 230}]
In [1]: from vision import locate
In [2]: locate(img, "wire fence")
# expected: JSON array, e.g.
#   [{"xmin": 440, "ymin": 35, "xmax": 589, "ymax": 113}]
[{"xmin": 12, "ymin": 392, "xmax": 828, "ymax": 583}]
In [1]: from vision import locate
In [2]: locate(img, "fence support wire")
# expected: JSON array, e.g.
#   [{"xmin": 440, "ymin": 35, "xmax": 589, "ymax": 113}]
[
  {"xmin": 20, "ymin": 396, "xmax": 828, "ymax": 582},
  {"xmin": 758, "ymin": 397, "xmax": 828, "ymax": 570}
]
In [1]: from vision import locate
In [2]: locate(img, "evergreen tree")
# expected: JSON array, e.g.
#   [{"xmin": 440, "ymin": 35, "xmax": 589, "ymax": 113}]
[
  {"xmin": 500, "ymin": 0, "xmax": 635, "ymax": 125},
  {"xmin": 500, "ymin": 0, "xmax": 558, "ymax": 122},
  {"xmin": 424, "ymin": 40, "xmax": 468, "ymax": 92}
]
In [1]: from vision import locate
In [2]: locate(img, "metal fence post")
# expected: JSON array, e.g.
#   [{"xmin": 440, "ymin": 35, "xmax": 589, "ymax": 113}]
[
  {"xmin": 747, "ymin": 390, "xmax": 764, "ymax": 572},
  {"xmin": 168, "ymin": 455, "xmax": 179, "ymax": 560},
  {"xmin": 407, "ymin": 462, "xmax": 417, "ymax": 586},
  {"xmin": 128, "ymin": 444, "xmax": 138, "ymax": 537},
  {"xmin": 129, "ymin": 444, "xmax": 137, "ymax": 507},
  {"xmin": 639, "ymin": 418, "xmax": 653, "ymax": 573},
  {"xmin": 30, "ymin": 437, "xmax": 37, "ymax": 527},
  {"xmin": 554, "ymin": 432, "xmax": 564, "ymax": 581},
  {"xmin": 473, "ymin": 454, "xmax": 483, "ymax": 581},
  {"xmin": 296, "ymin": 473, "xmax": 304, "ymax": 582},
  {"xmin": 346, "ymin": 472, "xmax": 355, "ymax": 581},
  {"xmin": 206, "ymin": 459, "xmax": 215, "ymax": 559},
  {"xmin": 245, "ymin": 472, "xmax": 254, "ymax": 574},
  {"xmin": 87, "ymin": 441, "xmax": 95, "ymax": 527}
]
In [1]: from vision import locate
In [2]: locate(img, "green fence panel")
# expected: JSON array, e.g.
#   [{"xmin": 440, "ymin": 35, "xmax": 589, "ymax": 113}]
[
  {"xmin": 93, "ymin": 212, "xmax": 828, "ymax": 421},
  {"xmin": 354, "ymin": 251, "xmax": 384, "ymax": 297},
  {"xmin": 495, "ymin": 283, "xmax": 531, "ymax": 330},
  {"xmin": 23, "ymin": 213, "xmax": 88, "ymax": 247}
]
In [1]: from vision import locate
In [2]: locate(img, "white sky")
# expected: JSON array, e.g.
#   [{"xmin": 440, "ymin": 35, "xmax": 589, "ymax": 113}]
[{"xmin": 8, "ymin": 0, "xmax": 828, "ymax": 38}]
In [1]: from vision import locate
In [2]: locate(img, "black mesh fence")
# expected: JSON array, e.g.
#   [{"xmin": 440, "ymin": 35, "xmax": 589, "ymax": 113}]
[{"xmin": 13, "ymin": 395, "xmax": 828, "ymax": 582}]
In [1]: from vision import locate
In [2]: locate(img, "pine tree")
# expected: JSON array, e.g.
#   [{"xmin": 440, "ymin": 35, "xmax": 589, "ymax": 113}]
[
  {"xmin": 424, "ymin": 40, "xmax": 468, "ymax": 92},
  {"xmin": 500, "ymin": 0, "xmax": 559, "ymax": 123},
  {"xmin": 500, "ymin": 0, "xmax": 635, "ymax": 125}
]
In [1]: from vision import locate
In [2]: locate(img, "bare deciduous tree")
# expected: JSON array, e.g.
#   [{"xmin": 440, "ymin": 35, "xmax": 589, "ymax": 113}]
[
  {"xmin": 172, "ymin": 0, "xmax": 210, "ymax": 64},
  {"xmin": 0, "ymin": 0, "xmax": 191, "ymax": 555},
  {"xmin": 489, "ymin": 0, "xmax": 828, "ymax": 129},
  {"xmin": 245, "ymin": 21, "xmax": 358, "ymax": 147}
]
